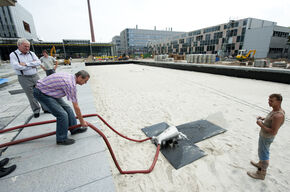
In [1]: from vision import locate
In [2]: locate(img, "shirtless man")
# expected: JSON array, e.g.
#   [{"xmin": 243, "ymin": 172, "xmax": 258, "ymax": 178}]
[{"xmin": 247, "ymin": 94, "xmax": 285, "ymax": 180}]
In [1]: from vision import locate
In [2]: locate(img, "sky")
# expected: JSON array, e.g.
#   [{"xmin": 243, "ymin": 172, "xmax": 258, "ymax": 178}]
[{"xmin": 17, "ymin": 0, "xmax": 290, "ymax": 43}]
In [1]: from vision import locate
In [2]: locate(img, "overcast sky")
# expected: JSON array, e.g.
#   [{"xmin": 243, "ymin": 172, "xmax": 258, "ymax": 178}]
[{"xmin": 17, "ymin": 0, "xmax": 290, "ymax": 43}]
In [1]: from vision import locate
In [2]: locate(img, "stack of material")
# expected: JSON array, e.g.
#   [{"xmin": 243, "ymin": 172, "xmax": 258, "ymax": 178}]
[
  {"xmin": 154, "ymin": 55, "xmax": 173, "ymax": 62},
  {"xmin": 254, "ymin": 60, "xmax": 269, "ymax": 68},
  {"xmin": 272, "ymin": 61, "xmax": 287, "ymax": 68},
  {"xmin": 186, "ymin": 54, "xmax": 216, "ymax": 64}
]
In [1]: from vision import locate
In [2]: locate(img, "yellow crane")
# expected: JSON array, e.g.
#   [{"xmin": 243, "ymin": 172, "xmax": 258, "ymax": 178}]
[{"xmin": 50, "ymin": 46, "xmax": 56, "ymax": 57}]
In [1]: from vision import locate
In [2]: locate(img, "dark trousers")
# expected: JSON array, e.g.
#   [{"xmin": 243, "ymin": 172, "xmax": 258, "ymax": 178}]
[
  {"xmin": 45, "ymin": 69, "xmax": 55, "ymax": 76},
  {"xmin": 33, "ymin": 87, "xmax": 77, "ymax": 141},
  {"xmin": 18, "ymin": 74, "xmax": 49, "ymax": 114}
]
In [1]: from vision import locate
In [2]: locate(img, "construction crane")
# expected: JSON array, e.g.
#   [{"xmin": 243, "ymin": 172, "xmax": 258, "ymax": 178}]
[{"xmin": 50, "ymin": 46, "xmax": 56, "ymax": 57}]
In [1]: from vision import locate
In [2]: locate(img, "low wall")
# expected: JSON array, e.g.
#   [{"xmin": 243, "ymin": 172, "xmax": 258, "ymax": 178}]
[{"xmin": 85, "ymin": 60, "xmax": 290, "ymax": 84}]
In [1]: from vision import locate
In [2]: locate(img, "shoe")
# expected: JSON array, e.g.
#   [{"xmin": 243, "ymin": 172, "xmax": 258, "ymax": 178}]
[
  {"xmin": 56, "ymin": 138, "xmax": 75, "ymax": 145},
  {"xmin": 34, "ymin": 113, "xmax": 40, "ymax": 118},
  {"xmin": 70, "ymin": 127, "xmax": 87, "ymax": 135},
  {"xmin": 247, "ymin": 169, "xmax": 266, "ymax": 180},
  {"xmin": 0, "ymin": 158, "xmax": 9, "ymax": 168},
  {"xmin": 0, "ymin": 164, "xmax": 16, "ymax": 178},
  {"xmin": 43, "ymin": 110, "xmax": 51, "ymax": 114},
  {"xmin": 250, "ymin": 161, "xmax": 262, "ymax": 169}
]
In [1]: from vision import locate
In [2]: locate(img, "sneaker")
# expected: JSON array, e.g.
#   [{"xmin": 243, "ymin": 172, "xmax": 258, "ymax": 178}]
[
  {"xmin": 70, "ymin": 127, "xmax": 87, "ymax": 135},
  {"xmin": 0, "ymin": 164, "xmax": 16, "ymax": 178},
  {"xmin": 56, "ymin": 138, "xmax": 75, "ymax": 145},
  {"xmin": 34, "ymin": 113, "xmax": 40, "ymax": 118},
  {"xmin": 0, "ymin": 158, "xmax": 9, "ymax": 168}
]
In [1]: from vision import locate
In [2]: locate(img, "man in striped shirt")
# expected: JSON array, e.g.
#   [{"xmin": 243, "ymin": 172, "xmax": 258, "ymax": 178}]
[{"xmin": 33, "ymin": 70, "xmax": 90, "ymax": 145}]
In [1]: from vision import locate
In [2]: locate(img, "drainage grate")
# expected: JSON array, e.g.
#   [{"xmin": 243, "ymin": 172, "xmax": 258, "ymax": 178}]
[{"xmin": 9, "ymin": 89, "xmax": 25, "ymax": 95}]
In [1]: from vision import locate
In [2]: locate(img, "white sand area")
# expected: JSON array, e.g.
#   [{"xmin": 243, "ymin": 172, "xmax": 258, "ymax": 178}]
[{"xmin": 87, "ymin": 64, "xmax": 290, "ymax": 192}]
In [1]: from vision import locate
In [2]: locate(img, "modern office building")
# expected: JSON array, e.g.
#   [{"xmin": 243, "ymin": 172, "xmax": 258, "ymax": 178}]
[
  {"xmin": 149, "ymin": 18, "xmax": 290, "ymax": 59},
  {"xmin": 0, "ymin": 2, "xmax": 38, "ymax": 40},
  {"xmin": 0, "ymin": 1, "xmax": 114, "ymax": 61},
  {"xmin": 111, "ymin": 35, "xmax": 121, "ymax": 56},
  {"xmin": 119, "ymin": 27, "xmax": 184, "ymax": 55},
  {"xmin": 0, "ymin": 38, "xmax": 113, "ymax": 60}
]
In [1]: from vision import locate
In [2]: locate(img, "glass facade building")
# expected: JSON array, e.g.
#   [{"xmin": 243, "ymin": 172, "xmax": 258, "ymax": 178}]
[{"xmin": 120, "ymin": 28, "xmax": 184, "ymax": 55}]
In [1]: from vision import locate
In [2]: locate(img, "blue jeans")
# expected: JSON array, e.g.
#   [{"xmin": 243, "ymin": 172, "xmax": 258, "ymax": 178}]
[
  {"xmin": 33, "ymin": 87, "xmax": 77, "ymax": 141},
  {"xmin": 258, "ymin": 134, "xmax": 274, "ymax": 161}
]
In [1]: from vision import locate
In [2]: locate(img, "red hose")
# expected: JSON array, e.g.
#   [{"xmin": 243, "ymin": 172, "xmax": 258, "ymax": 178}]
[
  {"xmin": 87, "ymin": 122, "xmax": 160, "ymax": 174},
  {"xmin": 0, "ymin": 114, "xmax": 160, "ymax": 174},
  {"xmin": 95, "ymin": 114, "xmax": 151, "ymax": 142},
  {"xmin": 0, "ymin": 114, "xmax": 97, "ymax": 134}
]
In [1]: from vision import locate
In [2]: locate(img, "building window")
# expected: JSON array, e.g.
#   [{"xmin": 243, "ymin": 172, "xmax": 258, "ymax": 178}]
[
  {"xmin": 23, "ymin": 21, "xmax": 31, "ymax": 33},
  {"xmin": 243, "ymin": 19, "xmax": 247, "ymax": 26},
  {"xmin": 269, "ymin": 48, "xmax": 283, "ymax": 53},
  {"xmin": 242, "ymin": 27, "xmax": 246, "ymax": 35},
  {"xmin": 273, "ymin": 31, "xmax": 289, "ymax": 38},
  {"xmin": 196, "ymin": 35, "xmax": 203, "ymax": 41},
  {"xmin": 205, "ymin": 34, "xmax": 211, "ymax": 40},
  {"xmin": 207, "ymin": 45, "xmax": 215, "ymax": 51}
]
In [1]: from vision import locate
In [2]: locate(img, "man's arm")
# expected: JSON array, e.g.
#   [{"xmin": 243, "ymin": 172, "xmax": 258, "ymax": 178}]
[
  {"xmin": 40, "ymin": 65, "xmax": 46, "ymax": 70},
  {"xmin": 54, "ymin": 60, "xmax": 58, "ymax": 70},
  {"xmin": 25, "ymin": 52, "xmax": 41, "ymax": 67},
  {"xmin": 72, "ymin": 102, "xmax": 88, "ymax": 127},
  {"xmin": 257, "ymin": 114, "xmax": 284, "ymax": 135},
  {"xmin": 39, "ymin": 57, "xmax": 46, "ymax": 70},
  {"xmin": 9, "ymin": 52, "xmax": 31, "ymax": 71}
]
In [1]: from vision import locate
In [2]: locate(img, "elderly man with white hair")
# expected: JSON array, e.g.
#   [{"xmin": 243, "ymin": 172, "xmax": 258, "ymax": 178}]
[{"xmin": 9, "ymin": 38, "xmax": 49, "ymax": 118}]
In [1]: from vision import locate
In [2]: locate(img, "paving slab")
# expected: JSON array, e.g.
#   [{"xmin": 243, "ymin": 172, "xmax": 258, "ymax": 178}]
[
  {"xmin": 0, "ymin": 62, "xmax": 115, "ymax": 192},
  {"xmin": 0, "ymin": 152, "xmax": 113, "ymax": 192}
]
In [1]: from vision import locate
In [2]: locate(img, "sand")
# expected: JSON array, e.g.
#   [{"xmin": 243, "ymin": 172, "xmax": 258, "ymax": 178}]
[{"xmin": 87, "ymin": 64, "xmax": 290, "ymax": 192}]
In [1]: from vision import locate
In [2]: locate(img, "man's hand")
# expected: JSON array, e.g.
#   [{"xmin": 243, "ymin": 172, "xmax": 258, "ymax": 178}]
[
  {"xmin": 72, "ymin": 102, "xmax": 87, "ymax": 127},
  {"xmin": 81, "ymin": 121, "xmax": 88, "ymax": 127},
  {"xmin": 256, "ymin": 119, "xmax": 263, "ymax": 127},
  {"xmin": 19, "ymin": 62, "xmax": 26, "ymax": 66}
]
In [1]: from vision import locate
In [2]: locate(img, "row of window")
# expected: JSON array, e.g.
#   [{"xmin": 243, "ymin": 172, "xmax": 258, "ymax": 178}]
[
  {"xmin": 224, "ymin": 21, "xmax": 239, "ymax": 29},
  {"xmin": 188, "ymin": 30, "xmax": 201, "ymax": 36},
  {"xmin": 186, "ymin": 20, "xmax": 247, "ymax": 38},
  {"xmin": 273, "ymin": 31, "xmax": 289, "ymax": 38},
  {"xmin": 204, "ymin": 26, "xmax": 220, "ymax": 33}
]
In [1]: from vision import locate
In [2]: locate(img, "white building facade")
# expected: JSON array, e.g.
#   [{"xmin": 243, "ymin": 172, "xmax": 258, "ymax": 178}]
[{"xmin": 150, "ymin": 18, "xmax": 290, "ymax": 59}]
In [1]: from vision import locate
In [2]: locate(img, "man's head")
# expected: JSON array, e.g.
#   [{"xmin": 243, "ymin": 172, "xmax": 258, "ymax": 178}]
[
  {"xmin": 75, "ymin": 70, "xmax": 90, "ymax": 85},
  {"xmin": 42, "ymin": 49, "xmax": 49, "ymax": 57},
  {"xmin": 268, "ymin": 93, "xmax": 282, "ymax": 108},
  {"xmin": 17, "ymin": 38, "xmax": 30, "ymax": 54}
]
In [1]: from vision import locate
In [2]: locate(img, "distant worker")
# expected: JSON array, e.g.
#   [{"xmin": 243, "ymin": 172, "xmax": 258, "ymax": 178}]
[
  {"xmin": 9, "ymin": 38, "xmax": 49, "ymax": 118},
  {"xmin": 33, "ymin": 70, "xmax": 90, "ymax": 145},
  {"xmin": 247, "ymin": 94, "xmax": 285, "ymax": 180},
  {"xmin": 40, "ymin": 49, "xmax": 58, "ymax": 76},
  {"xmin": 0, "ymin": 158, "xmax": 16, "ymax": 178}
]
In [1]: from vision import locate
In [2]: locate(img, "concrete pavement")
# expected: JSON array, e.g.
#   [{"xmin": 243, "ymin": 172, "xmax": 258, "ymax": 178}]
[{"xmin": 0, "ymin": 62, "xmax": 115, "ymax": 192}]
